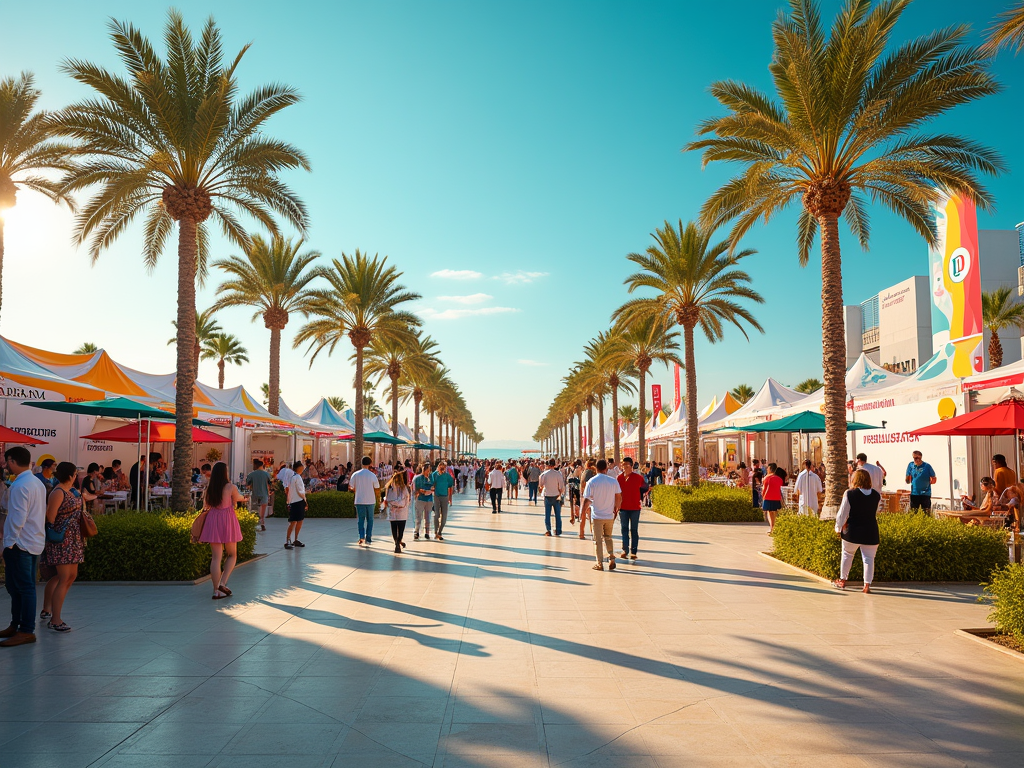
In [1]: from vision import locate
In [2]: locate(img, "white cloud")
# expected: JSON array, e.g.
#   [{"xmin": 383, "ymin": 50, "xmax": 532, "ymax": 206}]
[
  {"xmin": 431, "ymin": 269, "xmax": 483, "ymax": 280},
  {"xmin": 494, "ymin": 270, "xmax": 549, "ymax": 285},
  {"xmin": 517, "ymin": 359, "xmax": 547, "ymax": 367},
  {"xmin": 420, "ymin": 306, "xmax": 520, "ymax": 321},
  {"xmin": 436, "ymin": 293, "xmax": 493, "ymax": 305}
]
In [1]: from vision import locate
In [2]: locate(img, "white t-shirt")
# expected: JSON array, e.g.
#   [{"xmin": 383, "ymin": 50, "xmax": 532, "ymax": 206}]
[
  {"xmin": 350, "ymin": 467, "xmax": 381, "ymax": 505},
  {"xmin": 488, "ymin": 469, "xmax": 506, "ymax": 489},
  {"xmin": 582, "ymin": 473, "xmax": 620, "ymax": 519},
  {"xmin": 858, "ymin": 462, "xmax": 884, "ymax": 491},
  {"xmin": 277, "ymin": 467, "xmax": 295, "ymax": 488},
  {"xmin": 286, "ymin": 473, "xmax": 306, "ymax": 504},
  {"xmin": 795, "ymin": 469, "xmax": 823, "ymax": 514},
  {"xmin": 539, "ymin": 468, "xmax": 565, "ymax": 497},
  {"xmin": 608, "ymin": 466, "xmax": 622, "ymax": 479}
]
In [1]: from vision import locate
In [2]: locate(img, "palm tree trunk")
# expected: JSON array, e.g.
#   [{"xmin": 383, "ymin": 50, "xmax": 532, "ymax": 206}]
[
  {"xmin": 819, "ymin": 214, "xmax": 849, "ymax": 514},
  {"xmin": 578, "ymin": 409, "xmax": 583, "ymax": 458},
  {"xmin": 638, "ymin": 368, "xmax": 647, "ymax": 466},
  {"xmin": 217, "ymin": 359, "xmax": 225, "ymax": 389},
  {"xmin": 268, "ymin": 326, "xmax": 282, "ymax": 416},
  {"xmin": 684, "ymin": 323, "xmax": 699, "ymax": 487},
  {"xmin": 569, "ymin": 414, "xmax": 575, "ymax": 458},
  {"xmin": 171, "ymin": 219, "xmax": 198, "ymax": 511},
  {"xmin": 989, "ymin": 330, "xmax": 1003, "ymax": 368},
  {"xmin": 354, "ymin": 346, "xmax": 366, "ymax": 463},
  {"xmin": 413, "ymin": 392, "xmax": 422, "ymax": 465},
  {"xmin": 429, "ymin": 410, "xmax": 435, "ymax": 465},
  {"xmin": 598, "ymin": 395, "xmax": 606, "ymax": 461},
  {"xmin": 611, "ymin": 385, "xmax": 620, "ymax": 465},
  {"xmin": 587, "ymin": 405, "xmax": 594, "ymax": 458},
  {"xmin": 390, "ymin": 375, "xmax": 400, "ymax": 465}
]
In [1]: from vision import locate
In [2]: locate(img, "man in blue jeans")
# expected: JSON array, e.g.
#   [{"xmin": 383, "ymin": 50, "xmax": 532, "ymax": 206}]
[
  {"xmin": 539, "ymin": 459, "xmax": 565, "ymax": 536},
  {"xmin": 616, "ymin": 457, "xmax": 645, "ymax": 561},
  {"xmin": 1, "ymin": 446, "xmax": 47, "ymax": 647},
  {"xmin": 349, "ymin": 456, "xmax": 380, "ymax": 546},
  {"xmin": 431, "ymin": 461, "xmax": 455, "ymax": 541},
  {"xmin": 526, "ymin": 462, "xmax": 541, "ymax": 504}
]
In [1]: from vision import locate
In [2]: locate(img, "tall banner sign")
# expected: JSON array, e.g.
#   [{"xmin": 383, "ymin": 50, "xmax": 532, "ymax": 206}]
[
  {"xmin": 929, "ymin": 192, "xmax": 984, "ymax": 377},
  {"xmin": 651, "ymin": 384, "xmax": 662, "ymax": 417},
  {"xmin": 673, "ymin": 364, "xmax": 681, "ymax": 411}
]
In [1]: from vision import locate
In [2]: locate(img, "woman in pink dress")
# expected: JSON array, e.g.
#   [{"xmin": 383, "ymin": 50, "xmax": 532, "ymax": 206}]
[{"xmin": 199, "ymin": 462, "xmax": 244, "ymax": 599}]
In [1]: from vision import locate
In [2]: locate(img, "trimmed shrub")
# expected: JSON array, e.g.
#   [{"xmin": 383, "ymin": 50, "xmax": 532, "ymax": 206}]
[
  {"xmin": 984, "ymin": 564, "xmax": 1024, "ymax": 643},
  {"xmin": 76, "ymin": 509, "xmax": 258, "ymax": 582},
  {"xmin": 272, "ymin": 485, "xmax": 363, "ymax": 518},
  {"xmin": 771, "ymin": 513, "xmax": 1009, "ymax": 582},
  {"xmin": 651, "ymin": 483, "xmax": 764, "ymax": 523}
]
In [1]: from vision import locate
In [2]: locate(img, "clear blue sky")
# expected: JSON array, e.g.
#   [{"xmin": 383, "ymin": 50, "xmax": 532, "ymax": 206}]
[{"xmin": 1, "ymin": 0, "xmax": 1021, "ymax": 445}]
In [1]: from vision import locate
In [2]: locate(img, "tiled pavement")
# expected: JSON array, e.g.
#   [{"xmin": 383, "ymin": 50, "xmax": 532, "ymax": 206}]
[{"xmin": 1, "ymin": 491, "xmax": 1023, "ymax": 767}]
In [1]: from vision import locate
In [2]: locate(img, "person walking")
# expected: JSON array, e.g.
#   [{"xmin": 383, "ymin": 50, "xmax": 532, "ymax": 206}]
[
  {"xmin": 761, "ymin": 466, "xmax": 785, "ymax": 535},
  {"xmin": 833, "ymin": 469, "xmax": 881, "ymax": 594},
  {"xmin": 794, "ymin": 459, "xmax": 823, "ymax": 517},
  {"xmin": 284, "ymin": 461, "xmax": 307, "ymax": 550},
  {"xmin": 1, "ymin": 447, "xmax": 47, "ymax": 647},
  {"xmin": 475, "ymin": 462, "xmax": 487, "ymax": 507},
  {"xmin": 905, "ymin": 451, "xmax": 937, "ymax": 511},
  {"xmin": 246, "ymin": 459, "xmax": 272, "ymax": 532},
  {"xmin": 526, "ymin": 462, "xmax": 541, "ymax": 504},
  {"xmin": 487, "ymin": 462, "xmax": 505, "ymax": 514},
  {"xmin": 578, "ymin": 459, "xmax": 597, "ymax": 538},
  {"xmin": 568, "ymin": 461, "xmax": 582, "ymax": 524},
  {"xmin": 580, "ymin": 459, "xmax": 621, "ymax": 571},
  {"xmin": 383, "ymin": 470, "xmax": 411, "ymax": 554},
  {"xmin": 432, "ymin": 460, "xmax": 455, "ymax": 541},
  {"xmin": 505, "ymin": 463, "xmax": 520, "ymax": 503},
  {"xmin": 198, "ymin": 462, "xmax": 245, "ymax": 599},
  {"xmin": 414, "ymin": 463, "xmax": 434, "ymax": 539},
  {"xmin": 539, "ymin": 459, "xmax": 565, "ymax": 536},
  {"xmin": 751, "ymin": 459, "xmax": 764, "ymax": 509},
  {"xmin": 39, "ymin": 462, "xmax": 94, "ymax": 631},
  {"xmin": 350, "ymin": 456, "xmax": 381, "ymax": 546},
  {"xmin": 616, "ymin": 457, "xmax": 644, "ymax": 561}
]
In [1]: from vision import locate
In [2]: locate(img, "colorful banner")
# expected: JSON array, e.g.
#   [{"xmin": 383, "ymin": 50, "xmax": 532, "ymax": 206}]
[
  {"xmin": 673, "ymin": 364, "xmax": 681, "ymax": 410},
  {"xmin": 929, "ymin": 192, "xmax": 984, "ymax": 377},
  {"xmin": 651, "ymin": 384, "xmax": 662, "ymax": 416}
]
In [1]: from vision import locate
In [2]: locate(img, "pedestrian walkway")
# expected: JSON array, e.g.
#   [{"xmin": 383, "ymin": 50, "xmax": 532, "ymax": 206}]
[{"xmin": 2, "ymin": 492, "xmax": 1022, "ymax": 767}]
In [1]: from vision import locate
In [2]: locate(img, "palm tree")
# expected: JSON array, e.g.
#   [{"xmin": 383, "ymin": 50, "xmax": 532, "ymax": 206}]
[
  {"xmin": 363, "ymin": 392, "xmax": 385, "ymax": 419},
  {"xmin": 686, "ymin": 0, "xmax": 1000, "ymax": 510},
  {"xmin": 618, "ymin": 404, "xmax": 639, "ymax": 426},
  {"xmin": 395, "ymin": 335, "xmax": 441, "ymax": 462},
  {"xmin": 585, "ymin": 330, "xmax": 637, "ymax": 464},
  {"xmin": 614, "ymin": 220, "xmax": 763, "ymax": 487},
  {"xmin": 365, "ymin": 332, "xmax": 440, "ymax": 462},
  {"xmin": 982, "ymin": 287, "xmax": 1024, "ymax": 368},
  {"xmin": 295, "ymin": 251, "xmax": 420, "ymax": 460},
  {"xmin": 168, "ymin": 309, "xmax": 222, "ymax": 375},
  {"xmin": 326, "ymin": 396, "xmax": 348, "ymax": 412},
  {"xmin": 73, "ymin": 342, "xmax": 98, "ymax": 354},
  {"xmin": 52, "ymin": 11, "xmax": 309, "ymax": 510},
  {"xmin": 984, "ymin": 1, "xmax": 1024, "ymax": 54},
  {"xmin": 260, "ymin": 382, "xmax": 280, "ymax": 407},
  {"xmin": 794, "ymin": 378, "xmax": 823, "ymax": 395},
  {"xmin": 606, "ymin": 315, "xmax": 681, "ymax": 465},
  {"xmin": 211, "ymin": 235, "xmax": 320, "ymax": 415},
  {"xmin": 201, "ymin": 333, "xmax": 249, "ymax": 389},
  {"xmin": 419, "ymin": 366, "xmax": 452, "ymax": 461},
  {"xmin": 0, "ymin": 73, "xmax": 75, "ymax": 319},
  {"xmin": 730, "ymin": 383, "xmax": 756, "ymax": 404}
]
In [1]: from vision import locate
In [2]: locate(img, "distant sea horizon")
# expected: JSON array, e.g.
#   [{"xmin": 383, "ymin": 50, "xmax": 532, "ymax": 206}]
[{"xmin": 474, "ymin": 448, "xmax": 539, "ymax": 460}]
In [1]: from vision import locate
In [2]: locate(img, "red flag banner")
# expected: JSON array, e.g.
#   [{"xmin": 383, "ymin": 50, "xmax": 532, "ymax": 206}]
[
  {"xmin": 652, "ymin": 384, "xmax": 662, "ymax": 417},
  {"xmin": 673, "ymin": 364, "xmax": 681, "ymax": 410}
]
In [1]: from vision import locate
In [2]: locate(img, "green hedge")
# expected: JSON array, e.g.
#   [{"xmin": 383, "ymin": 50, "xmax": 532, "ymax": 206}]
[
  {"xmin": 271, "ymin": 485, "xmax": 363, "ymax": 518},
  {"xmin": 651, "ymin": 483, "xmax": 765, "ymax": 523},
  {"xmin": 984, "ymin": 564, "xmax": 1024, "ymax": 643},
  {"xmin": 771, "ymin": 513, "xmax": 1009, "ymax": 582},
  {"xmin": 75, "ymin": 509, "xmax": 258, "ymax": 582}
]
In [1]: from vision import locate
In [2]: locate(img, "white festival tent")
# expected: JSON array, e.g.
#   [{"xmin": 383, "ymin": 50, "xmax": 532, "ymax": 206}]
[{"xmin": 702, "ymin": 378, "xmax": 809, "ymax": 432}]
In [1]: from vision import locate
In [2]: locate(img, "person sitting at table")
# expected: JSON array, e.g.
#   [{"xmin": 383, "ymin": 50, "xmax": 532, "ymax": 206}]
[
  {"xmin": 994, "ymin": 483, "xmax": 1022, "ymax": 532},
  {"xmin": 101, "ymin": 466, "xmax": 116, "ymax": 491},
  {"xmin": 197, "ymin": 464, "xmax": 212, "ymax": 487},
  {"xmin": 111, "ymin": 460, "xmax": 129, "ymax": 490},
  {"xmin": 957, "ymin": 477, "xmax": 997, "ymax": 525},
  {"xmin": 81, "ymin": 463, "xmax": 103, "ymax": 514}
]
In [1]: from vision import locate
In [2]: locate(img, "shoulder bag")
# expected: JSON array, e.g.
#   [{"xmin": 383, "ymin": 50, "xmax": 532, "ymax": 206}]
[
  {"xmin": 80, "ymin": 508, "xmax": 98, "ymax": 539},
  {"xmin": 44, "ymin": 489, "xmax": 70, "ymax": 543},
  {"xmin": 190, "ymin": 507, "xmax": 210, "ymax": 544}
]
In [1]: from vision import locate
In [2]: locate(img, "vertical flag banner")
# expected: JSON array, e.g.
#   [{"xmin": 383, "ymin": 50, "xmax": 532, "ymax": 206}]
[
  {"xmin": 651, "ymin": 384, "xmax": 662, "ymax": 417},
  {"xmin": 673, "ymin": 363, "xmax": 681, "ymax": 410},
  {"xmin": 929, "ymin": 192, "xmax": 984, "ymax": 377}
]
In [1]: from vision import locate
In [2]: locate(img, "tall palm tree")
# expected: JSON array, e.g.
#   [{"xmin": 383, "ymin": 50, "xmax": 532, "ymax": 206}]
[
  {"xmin": 73, "ymin": 342, "xmax": 98, "ymax": 354},
  {"xmin": 168, "ymin": 309, "xmax": 222, "ymax": 375},
  {"xmin": 585, "ymin": 330, "xmax": 637, "ymax": 464},
  {"xmin": 606, "ymin": 316, "xmax": 680, "ymax": 465},
  {"xmin": 52, "ymin": 11, "xmax": 309, "ymax": 509},
  {"xmin": 395, "ymin": 335, "xmax": 441, "ymax": 463},
  {"xmin": 686, "ymin": 0, "xmax": 1000, "ymax": 510},
  {"xmin": 295, "ymin": 251, "xmax": 420, "ymax": 460},
  {"xmin": 794, "ymin": 378, "xmax": 823, "ymax": 394},
  {"xmin": 982, "ymin": 287, "xmax": 1024, "ymax": 368},
  {"xmin": 366, "ymin": 332, "xmax": 440, "ymax": 462},
  {"xmin": 419, "ymin": 366, "xmax": 452, "ymax": 462},
  {"xmin": 0, "ymin": 73, "xmax": 75, "ymax": 319},
  {"xmin": 614, "ymin": 220, "xmax": 763, "ymax": 487},
  {"xmin": 730, "ymin": 384, "xmax": 755, "ymax": 404},
  {"xmin": 211, "ymin": 235, "xmax": 320, "ymax": 415},
  {"xmin": 984, "ymin": 1, "xmax": 1024, "ymax": 54},
  {"xmin": 201, "ymin": 333, "xmax": 249, "ymax": 389},
  {"xmin": 326, "ymin": 396, "xmax": 348, "ymax": 412},
  {"xmin": 618, "ymin": 404, "xmax": 639, "ymax": 427}
]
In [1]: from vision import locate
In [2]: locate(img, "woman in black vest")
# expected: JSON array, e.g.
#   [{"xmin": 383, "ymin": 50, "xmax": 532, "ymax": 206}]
[{"xmin": 833, "ymin": 469, "xmax": 881, "ymax": 593}]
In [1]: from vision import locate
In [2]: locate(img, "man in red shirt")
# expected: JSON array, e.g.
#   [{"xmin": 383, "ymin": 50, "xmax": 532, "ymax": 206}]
[{"xmin": 617, "ymin": 457, "xmax": 645, "ymax": 561}]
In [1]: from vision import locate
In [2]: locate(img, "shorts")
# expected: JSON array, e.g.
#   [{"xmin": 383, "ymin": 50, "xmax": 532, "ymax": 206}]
[
  {"xmin": 252, "ymin": 494, "xmax": 268, "ymax": 505},
  {"xmin": 288, "ymin": 500, "xmax": 306, "ymax": 522},
  {"xmin": 762, "ymin": 499, "xmax": 782, "ymax": 512}
]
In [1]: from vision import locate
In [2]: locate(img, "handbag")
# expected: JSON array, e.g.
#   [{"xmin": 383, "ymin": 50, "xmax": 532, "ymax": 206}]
[
  {"xmin": 190, "ymin": 508, "xmax": 210, "ymax": 544},
  {"xmin": 80, "ymin": 509, "xmax": 98, "ymax": 539},
  {"xmin": 44, "ymin": 489, "xmax": 70, "ymax": 543}
]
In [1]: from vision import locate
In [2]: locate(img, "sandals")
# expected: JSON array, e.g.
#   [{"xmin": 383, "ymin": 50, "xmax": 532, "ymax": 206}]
[
  {"xmin": 212, "ymin": 593, "xmax": 228, "ymax": 600},
  {"xmin": 48, "ymin": 622, "xmax": 71, "ymax": 632},
  {"xmin": 217, "ymin": 585, "xmax": 232, "ymax": 596},
  {"xmin": 40, "ymin": 611, "xmax": 52, "ymax": 620},
  {"xmin": 863, "ymin": 585, "xmax": 871, "ymax": 594},
  {"xmin": 592, "ymin": 564, "xmax": 604, "ymax": 571},
  {"xmin": 832, "ymin": 579, "xmax": 846, "ymax": 590}
]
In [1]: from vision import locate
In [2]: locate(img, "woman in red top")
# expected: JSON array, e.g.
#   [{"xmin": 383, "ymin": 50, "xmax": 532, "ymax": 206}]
[{"xmin": 761, "ymin": 466, "xmax": 786, "ymax": 535}]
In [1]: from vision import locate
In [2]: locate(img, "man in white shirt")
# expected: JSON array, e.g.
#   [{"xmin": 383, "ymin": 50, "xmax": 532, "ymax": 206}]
[
  {"xmin": 277, "ymin": 461, "xmax": 295, "ymax": 488},
  {"xmin": 487, "ymin": 462, "xmax": 506, "ymax": 514},
  {"xmin": 350, "ymin": 456, "xmax": 381, "ymax": 546},
  {"xmin": 284, "ymin": 461, "xmax": 307, "ymax": 550},
  {"xmin": 1, "ymin": 447, "xmax": 47, "ymax": 646},
  {"xmin": 539, "ymin": 459, "xmax": 566, "ymax": 536},
  {"xmin": 794, "ymin": 459, "xmax": 823, "ymax": 517},
  {"xmin": 607, "ymin": 460, "xmax": 621, "ymax": 479},
  {"xmin": 855, "ymin": 453, "xmax": 884, "ymax": 491},
  {"xmin": 580, "ymin": 459, "xmax": 622, "ymax": 571}
]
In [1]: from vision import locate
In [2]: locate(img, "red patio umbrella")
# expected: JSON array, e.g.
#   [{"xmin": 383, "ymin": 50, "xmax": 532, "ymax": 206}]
[
  {"xmin": 83, "ymin": 422, "xmax": 232, "ymax": 443},
  {"xmin": 0, "ymin": 424, "xmax": 48, "ymax": 445}
]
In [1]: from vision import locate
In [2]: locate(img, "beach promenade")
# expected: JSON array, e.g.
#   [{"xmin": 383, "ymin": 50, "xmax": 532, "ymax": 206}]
[{"xmin": 1, "ymin": 493, "xmax": 1022, "ymax": 767}]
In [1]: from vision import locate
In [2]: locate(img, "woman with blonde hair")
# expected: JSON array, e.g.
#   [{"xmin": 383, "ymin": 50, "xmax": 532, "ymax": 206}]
[
  {"xmin": 384, "ymin": 470, "xmax": 411, "ymax": 554},
  {"xmin": 833, "ymin": 468, "xmax": 881, "ymax": 594}
]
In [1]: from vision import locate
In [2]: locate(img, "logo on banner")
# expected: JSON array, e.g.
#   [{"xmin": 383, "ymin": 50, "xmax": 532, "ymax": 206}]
[
  {"xmin": 651, "ymin": 385, "xmax": 662, "ymax": 417},
  {"xmin": 948, "ymin": 247, "xmax": 971, "ymax": 283}
]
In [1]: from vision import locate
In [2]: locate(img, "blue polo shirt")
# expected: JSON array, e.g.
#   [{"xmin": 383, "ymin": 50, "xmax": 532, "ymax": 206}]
[
  {"xmin": 414, "ymin": 474, "xmax": 434, "ymax": 502},
  {"xmin": 906, "ymin": 461, "xmax": 936, "ymax": 496},
  {"xmin": 431, "ymin": 471, "xmax": 455, "ymax": 498}
]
